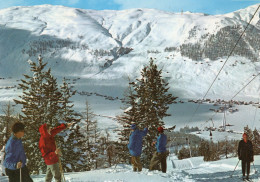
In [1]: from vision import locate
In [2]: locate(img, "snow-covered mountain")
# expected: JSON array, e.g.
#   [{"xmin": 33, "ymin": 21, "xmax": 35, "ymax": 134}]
[
  {"xmin": 0, "ymin": 4, "xmax": 259, "ymax": 134},
  {"xmin": 0, "ymin": 4, "xmax": 259, "ymax": 95}
]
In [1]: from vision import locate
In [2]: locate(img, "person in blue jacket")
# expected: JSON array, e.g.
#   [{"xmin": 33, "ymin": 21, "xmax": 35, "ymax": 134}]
[
  {"xmin": 4, "ymin": 122, "xmax": 33, "ymax": 182},
  {"xmin": 149, "ymin": 126, "xmax": 168, "ymax": 173},
  {"xmin": 128, "ymin": 124, "xmax": 148, "ymax": 172}
]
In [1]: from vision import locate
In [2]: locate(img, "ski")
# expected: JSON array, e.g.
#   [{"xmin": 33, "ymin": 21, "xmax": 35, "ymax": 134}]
[{"xmin": 243, "ymin": 178, "xmax": 253, "ymax": 182}]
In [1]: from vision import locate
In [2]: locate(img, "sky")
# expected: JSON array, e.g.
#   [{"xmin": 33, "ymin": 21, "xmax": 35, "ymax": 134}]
[{"xmin": 0, "ymin": 0, "xmax": 259, "ymax": 14}]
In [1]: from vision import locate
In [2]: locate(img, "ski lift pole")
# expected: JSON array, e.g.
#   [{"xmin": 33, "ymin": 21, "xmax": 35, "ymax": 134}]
[
  {"xmin": 186, "ymin": 138, "xmax": 192, "ymax": 158},
  {"xmin": 55, "ymin": 141, "xmax": 66, "ymax": 182}
]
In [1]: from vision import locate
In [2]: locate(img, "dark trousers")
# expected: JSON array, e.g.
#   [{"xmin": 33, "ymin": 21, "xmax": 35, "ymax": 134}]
[
  {"xmin": 242, "ymin": 160, "xmax": 250, "ymax": 176},
  {"xmin": 5, "ymin": 166, "xmax": 33, "ymax": 182},
  {"xmin": 149, "ymin": 152, "xmax": 167, "ymax": 173}
]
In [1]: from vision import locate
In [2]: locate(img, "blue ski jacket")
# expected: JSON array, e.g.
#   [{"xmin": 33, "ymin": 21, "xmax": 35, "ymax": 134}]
[
  {"xmin": 128, "ymin": 128, "xmax": 148, "ymax": 156},
  {"xmin": 156, "ymin": 133, "xmax": 167, "ymax": 153},
  {"xmin": 4, "ymin": 135, "xmax": 26, "ymax": 170}
]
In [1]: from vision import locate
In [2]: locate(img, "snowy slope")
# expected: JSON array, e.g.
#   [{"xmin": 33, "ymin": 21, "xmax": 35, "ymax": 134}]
[
  {"xmin": 0, "ymin": 4, "xmax": 260, "ymax": 138},
  {"xmin": 1, "ymin": 153, "xmax": 259, "ymax": 181},
  {"xmin": 224, "ymin": 4, "xmax": 260, "ymax": 26},
  {"xmin": 29, "ymin": 155, "xmax": 260, "ymax": 182}
]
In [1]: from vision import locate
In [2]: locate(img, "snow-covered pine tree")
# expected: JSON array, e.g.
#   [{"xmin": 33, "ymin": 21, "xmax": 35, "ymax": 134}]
[
  {"xmin": 133, "ymin": 58, "xmax": 177, "ymax": 167},
  {"xmin": 115, "ymin": 78, "xmax": 138, "ymax": 164},
  {"xmin": 135, "ymin": 58, "xmax": 177, "ymax": 166},
  {"xmin": 57, "ymin": 78, "xmax": 85, "ymax": 172},
  {"xmin": 59, "ymin": 78, "xmax": 78, "ymax": 123},
  {"xmin": 43, "ymin": 70, "xmax": 62, "ymax": 126},
  {"xmin": 61, "ymin": 124, "xmax": 86, "ymax": 172},
  {"xmin": 14, "ymin": 56, "xmax": 56, "ymax": 174}
]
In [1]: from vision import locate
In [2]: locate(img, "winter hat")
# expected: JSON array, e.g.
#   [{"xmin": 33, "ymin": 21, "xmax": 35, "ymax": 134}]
[
  {"xmin": 243, "ymin": 133, "xmax": 248, "ymax": 137},
  {"xmin": 158, "ymin": 126, "xmax": 164, "ymax": 132},
  {"xmin": 131, "ymin": 124, "xmax": 137, "ymax": 130}
]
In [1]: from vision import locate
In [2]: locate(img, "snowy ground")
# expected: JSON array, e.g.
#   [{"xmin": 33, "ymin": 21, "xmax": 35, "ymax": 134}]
[
  {"xmin": 30, "ymin": 155, "xmax": 260, "ymax": 182},
  {"xmin": 1, "ymin": 150, "xmax": 259, "ymax": 182}
]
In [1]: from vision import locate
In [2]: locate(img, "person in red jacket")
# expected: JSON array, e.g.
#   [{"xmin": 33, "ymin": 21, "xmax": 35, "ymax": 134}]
[{"xmin": 39, "ymin": 123, "xmax": 72, "ymax": 182}]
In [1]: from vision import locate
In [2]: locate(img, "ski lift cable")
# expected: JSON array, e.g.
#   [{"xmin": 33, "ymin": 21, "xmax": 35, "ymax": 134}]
[
  {"xmin": 205, "ymin": 73, "xmax": 259, "ymax": 125},
  {"xmin": 230, "ymin": 72, "xmax": 260, "ymax": 101},
  {"xmin": 188, "ymin": 5, "xmax": 260, "ymax": 123},
  {"xmin": 202, "ymin": 73, "xmax": 260, "ymax": 130}
]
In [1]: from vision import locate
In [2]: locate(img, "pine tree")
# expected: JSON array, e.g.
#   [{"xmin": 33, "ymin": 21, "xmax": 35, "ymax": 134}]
[
  {"xmin": 134, "ymin": 58, "xmax": 177, "ymax": 166},
  {"xmin": 117, "ymin": 58, "xmax": 177, "ymax": 167},
  {"xmin": 61, "ymin": 124, "xmax": 86, "ymax": 172},
  {"xmin": 115, "ymin": 78, "xmax": 138, "ymax": 164},
  {"xmin": 252, "ymin": 128, "xmax": 260, "ymax": 155},
  {"xmin": 44, "ymin": 71, "xmax": 62, "ymax": 126},
  {"xmin": 57, "ymin": 78, "xmax": 84, "ymax": 172},
  {"xmin": 59, "ymin": 78, "xmax": 78, "ymax": 123},
  {"xmin": 14, "ymin": 56, "xmax": 55, "ymax": 173}
]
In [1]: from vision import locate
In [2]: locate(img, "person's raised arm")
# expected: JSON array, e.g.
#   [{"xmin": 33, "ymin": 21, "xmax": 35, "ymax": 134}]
[{"xmin": 51, "ymin": 123, "xmax": 73, "ymax": 137}]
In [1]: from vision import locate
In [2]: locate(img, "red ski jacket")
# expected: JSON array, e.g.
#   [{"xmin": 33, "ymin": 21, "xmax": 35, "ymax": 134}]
[{"xmin": 39, "ymin": 123, "xmax": 67, "ymax": 165}]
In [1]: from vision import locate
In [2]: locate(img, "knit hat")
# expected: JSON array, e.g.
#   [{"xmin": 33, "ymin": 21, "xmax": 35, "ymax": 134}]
[
  {"xmin": 158, "ymin": 126, "xmax": 164, "ymax": 132},
  {"xmin": 131, "ymin": 124, "xmax": 137, "ymax": 130},
  {"xmin": 243, "ymin": 133, "xmax": 248, "ymax": 137}
]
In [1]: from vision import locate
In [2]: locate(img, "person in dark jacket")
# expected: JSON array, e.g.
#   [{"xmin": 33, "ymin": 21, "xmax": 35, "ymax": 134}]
[
  {"xmin": 238, "ymin": 133, "xmax": 254, "ymax": 180},
  {"xmin": 4, "ymin": 122, "xmax": 33, "ymax": 182},
  {"xmin": 39, "ymin": 123, "xmax": 72, "ymax": 182},
  {"xmin": 149, "ymin": 126, "xmax": 168, "ymax": 173},
  {"xmin": 128, "ymin": 124, "xmax": 148, "ymax": 172}
]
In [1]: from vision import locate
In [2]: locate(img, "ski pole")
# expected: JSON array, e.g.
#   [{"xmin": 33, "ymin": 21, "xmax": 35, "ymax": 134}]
[
  {"xmin": 253, "ymin": 162, "xmax": 258, "ymax": 174},
  {"xmin": 58, "ymin": 158, "xmax": 66, "ymax": 182},
  {"xmin": 230, "ymin": 160, "xmax": 240, "ymax": 178},
  {"xmin": 19, "ymin": 160, "xmax": 22, "ymax": 182},
  {"xmin": 55, "ymin": 141, "xmax": 66, "ymax": 182},
  {"xmin": 20, "ymin": 168, "xmax": 22, "ymax": 182}
]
